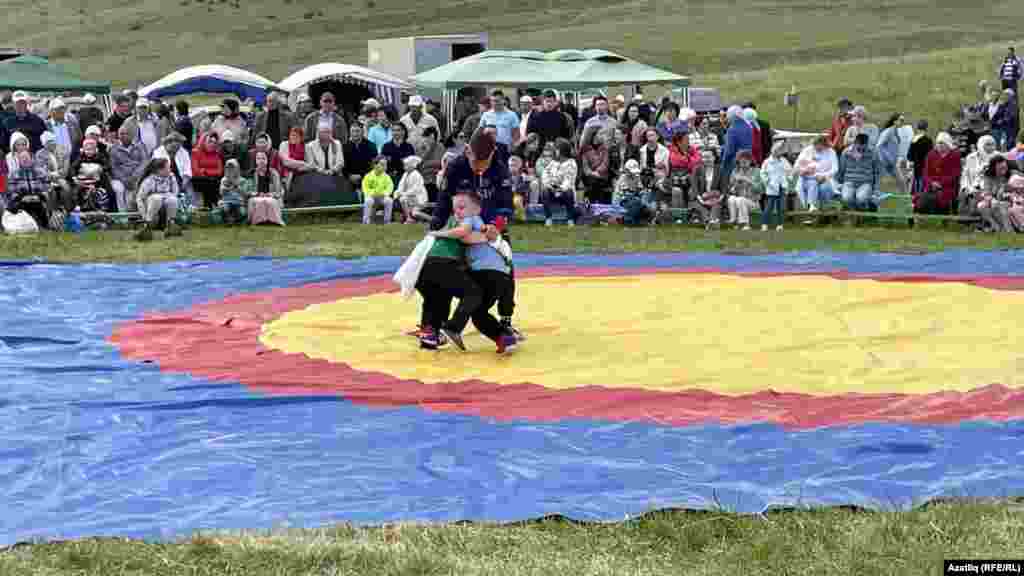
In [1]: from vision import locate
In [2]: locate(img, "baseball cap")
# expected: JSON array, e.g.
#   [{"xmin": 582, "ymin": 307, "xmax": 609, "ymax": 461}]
[
  {"xmin": 221, "ymin": 130, "xmax": 235, "ymax": 142},
  {"xmin": 624, "ymin": 159, "xmax": 641, "ymax": 174},
  {"xmin": 49, "ymin": 98, "xmax": 66, "ymax": 111},
  {"xmin": 408, "ymin": 95, "xmax": 424, "ymax": 107},
  {"xmin": 297, "ymin": 93, "xmax": 311, "ymax": 103},
  {"xmin": 519, "ymin": 95, "xmax": 532, "ymax": 104},
  {"xmin": 12, "ymin": 91, "xmax": 29, "ymax": 103},
  {"xmin": 82, "ymin": 93, "xmax": 97, "ymax": 104}
]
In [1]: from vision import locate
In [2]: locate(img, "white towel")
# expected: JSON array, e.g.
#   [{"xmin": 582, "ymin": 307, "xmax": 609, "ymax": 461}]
[{"xmin": 393, "ymin": 236, "xmax": 436, "ymax": 299}]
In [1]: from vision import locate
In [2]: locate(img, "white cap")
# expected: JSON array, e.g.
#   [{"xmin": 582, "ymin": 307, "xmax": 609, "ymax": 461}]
[
  {"xmin": 408, "ymin": 95, "xmax": 424, "ymax": 107},
  {"xmin": 82, "ymin": 93, "xmax": 96, "ymax": 104},
  {"xmin": 135, "ymin": 97, "xmax": 151, "ymax": 108},
  {"xmin": 297, "ymin": 93, "xmax": 311, "ymax": 103},
  {"xmin": 362, "ymin": 97, "xmax": 380, "ymax": 108},
  {"xmin": 49, "ymin": 98, "xmax": 66, "ymax": 111},
  {"xmin": 624, "ymin": 159, "xmax": 641, "ymax": 174},
  {"xmin": 85, "ymin": 125, "xmax": 103, "ymax": 137},
  {"xmin": 519, "ymin": 95, "xmax": 532, "ymax": 104},
  {"xmin": 221, "ymin": 130, "xmax": 235, "ymax": 142},
  {"xmin": 12, "ymin": 91, "xmax": 29, "ymax": 103},
  {"xmin": 615, "ymin": 94, "xmax": 626, "ymax": 103},
  {"xmin": 403, "ymin": 155, "xmax": 422, "ymax": 169}
]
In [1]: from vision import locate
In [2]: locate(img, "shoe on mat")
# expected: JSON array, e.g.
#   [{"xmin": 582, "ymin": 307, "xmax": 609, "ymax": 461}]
[
  {"xmin": 440, "ymin": 327, "xmax": 466, "ymax": 351},
  {"xmin": 497, "ymin": 332, "xmax": 519, "ymax": 354},
  {"xmin": 419, "ymin": 330, "xmax": 440, "ymax": 350}
]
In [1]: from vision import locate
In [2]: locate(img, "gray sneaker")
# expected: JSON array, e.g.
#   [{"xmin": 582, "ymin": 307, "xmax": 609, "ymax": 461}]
[{"xmin": 440, "ymin": 327, "xmax": 466, "ymax": 351}]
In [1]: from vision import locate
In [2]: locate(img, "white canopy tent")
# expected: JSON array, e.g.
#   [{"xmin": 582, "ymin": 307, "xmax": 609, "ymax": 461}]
[
  {"xmin": 138, "ymin": 65, "xmax": 282, "ymax": 105},
  {"xmin": 278, "ymin": 63, "xmax": 412, "ymax": 115}
]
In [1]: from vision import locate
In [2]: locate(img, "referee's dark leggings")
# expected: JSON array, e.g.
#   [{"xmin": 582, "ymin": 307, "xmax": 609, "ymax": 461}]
[{"xmin": 498, "ymin": 231, "xmax": 516, "ymax": 320}]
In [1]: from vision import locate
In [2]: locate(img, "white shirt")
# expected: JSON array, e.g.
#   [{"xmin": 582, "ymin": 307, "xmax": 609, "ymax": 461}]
[{"xmin": 400, "ymin": 112, "xmax": 439, "ymax": 154}]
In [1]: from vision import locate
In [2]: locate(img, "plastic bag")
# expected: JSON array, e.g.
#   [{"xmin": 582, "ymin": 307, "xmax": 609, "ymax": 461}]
[
  {"xmin": 2, "ymin": 210, "xmax": 40, "ymax": 235},
  {"xmin": 392, "ymin": 236, "xmax": 435, "ymax": 299}
]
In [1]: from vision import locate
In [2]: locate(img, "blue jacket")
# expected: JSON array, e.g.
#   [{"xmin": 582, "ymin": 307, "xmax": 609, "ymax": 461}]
[
  {"xmin": 721, "ymin": 120, "xmax": 753, "ymax": 178},
  {"xmin": 430, "ymin": 154, "xmax": 514, "ymax": 231},
  {"xmin": 876, "ymin": 126, "xmax": 901, "ymax": 167}
]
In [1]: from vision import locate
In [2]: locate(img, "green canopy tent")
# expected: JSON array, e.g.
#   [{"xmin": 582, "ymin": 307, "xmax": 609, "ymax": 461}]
[
  {"xmin": 411, "ymin": 49, "xmax": 689, "ymax": 132},
  {"xmin": 0, "ymin": 55, "xmax": 113, "ymax": 115}
]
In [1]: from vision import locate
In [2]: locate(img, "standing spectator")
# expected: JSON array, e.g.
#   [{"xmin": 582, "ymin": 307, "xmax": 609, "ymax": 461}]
[
  {"xmin": 720, "ymin": 105, "xmax": 753, "ymax": 194},
  {"xmin": 248, "ymin": 150, "xmax": 285, "ymax": 226},
  {"xmin": 173, "ymin": 101, "xmax": 195, "ymax": 151},
  {"xmin": 342, "ymin": 122, "xmax": 378, "ymax": 192},
  {"xmin": 109, "ymin": 124, "xmax": 149, "ymax": 212},
  {"xmin": 459, "ymin": 96, "xmax": 490, "ymax": 139},
  {"xmin": 152, "ymin": 132, "xmax": 194, "ymax": 219},
  {"xmin": 583, "ymin": 95, "xmax": 616, "ymax": 137},
  {"xmin": 541, "ymin": 137, "xmax": 580, "ymax": 226},
  {"xmin": 623, "ymin": 103, "xmax": 648, "ymax": 148},
  {"xmin": 907, "ymin": 120, "xmax": 933, "ymax": 195},
  {"xmin": 527, "ymin": 90, "xmax": 574, "ymax": 150},
  {"xmin": 744, "ymin": 108, "xmax": 763, "ymax": 165},
  {"xmin": 579, "ymin": 125, "xmax": 612, "ymax": 204},
  {"xmin": 916, "ymin": 132, "xmax": 961, "ymax": 214},
  {"xmin": 744, "ymin": 102, "xmax": 773, "ymax": 162},
  {"xmin": 400, "ymin": 95, "xmax": 439, "ymax": 156},
  {"xmin": 211, "ymin": 99, "xmax": 249, "ymax": 146},
  {"xmin": 454, "ymin": 92, "xmax": 478, "ymax": 133},
  {"xmin": 76, "ymin": 94, "xmax": 104, "ymax": 133},
  {"xmin": 46, "ymin": 98, "xmax": 82, "ymax": 162},
  {"xmin": 876, "ymin": 113, "xmax": 908, "ymax": 193},
  {"xmin": 829, "ymin": 98, "xmax": 853, "ymax": 153},
  {"xmin": 990, "ymin": 89, "xmax": 1019, "ymax": 151},
  {"xmin": 105, "ymin": 94, "xmax": 133, "ymax": 137},
  {"xmin": 303, "ymin": 92, "xmax": 347, "ymax": 146},
  {"xmin": 426, "ymin": 99, "xmax": 447, "ymax": 141},
  {"xmin": 632, "ymin": 93, "xmax": 654, "ymax": 123},
  {"xmin": 999, "ymin": 46, "xmax": 1023, "ymax": 94},
  {"xmin": 380, "ymin": 122, "xmax": 415, "ymax": 185},
  {"xmin": 304, "ymin": 122, "xmax": 344, "ymax": 177},
  {"xmin": 837, "ymin": 133, "xmax": 881, "ymax": 212},
  {"xmin": 3, "ymin": 91, "xmax": 47, "ymax": 153},
  {"xmin": 361, "ymin": 156, "xmax": 394, "ymax": 224},
  {"xmin": 250, "ymin": 91, "xmax": 292, "ymax": 151},
  {"xmin": 418, "ymin": 126, "xmax": 444, "ymax": 203},
  {"xmin": 278, "ymin": 126, "xmax": 312, "ymax": 191},
  {"xmin": 760, "ymin": 141, "xmax": 791, "ymax": 230},
  {"xmin": 155, "ymin": 102, "xmax": 174, "ymax": 143},
  {"xmin": 191, "ymin": 132, "xmax": 225, "ymax": 208},
  {"xmin": 122, "ymin": 98, "xmax": 165, "ymax": 157},
  {"xmin": 655, "ymin": 101, "xmax": 686, "ymax": 142},
  {"xmin": 518, "ymin": 95, "xmax": 537, "ymax": 142},
  {"xmin": 480, "ymin": 89, "xmax": 520, "ymax": 149}
]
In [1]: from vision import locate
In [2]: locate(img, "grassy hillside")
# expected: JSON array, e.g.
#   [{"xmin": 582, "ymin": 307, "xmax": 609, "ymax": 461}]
[{"xmin": 7, "ymin": 0, "xmax": 1024, "ymax": 128}]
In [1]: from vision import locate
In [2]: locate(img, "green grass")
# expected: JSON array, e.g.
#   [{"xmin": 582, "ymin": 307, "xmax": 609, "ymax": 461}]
[
  {"xmin": 7, "ymin": 0, "xmax": 1024, "ymax": 128},
  {"xmin": 2, "ymin": 501, "xmax": 1023, "ymax": 575},
  {"xmin": 3, "ymin": 220, "xmax": 1024, "ymax": 263}
]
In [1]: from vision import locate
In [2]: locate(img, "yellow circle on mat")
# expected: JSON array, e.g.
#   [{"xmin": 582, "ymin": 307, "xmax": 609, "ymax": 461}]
[{"xmin": 259, "ymin": 274, "xmax": 1024, "ymax": 396}]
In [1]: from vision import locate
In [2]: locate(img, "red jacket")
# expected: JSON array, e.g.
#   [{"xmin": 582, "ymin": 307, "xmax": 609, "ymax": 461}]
[
  {"xmin": 750, "ymin": 125, "xmax": 764, "ymax": 164},
  {"xmin": 919, "ymin": 149, "xmax": 961, "ymax": 210},
  {"xmin": 829, "ymin": 115, "xmax": 850, "ymax": 152},
  {"xmin": 191, "ymin": 134, "xmax": 224, "ymax": 179},
  {"xmin": 668, "ymin": 143, "xmax": 702, "ymax": 174}
]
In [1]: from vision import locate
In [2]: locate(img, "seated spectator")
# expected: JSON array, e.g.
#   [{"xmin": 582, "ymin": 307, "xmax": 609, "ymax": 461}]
[
  {"xmin": 977, "ymin": 154, "xmax": 1015, "ymax": 232},
  {"xmin": 68, "ymin": 139, "xmax": 114, "ymax": 213},
  {"xmin": 667, "ymin": 128, "xmax": 704, "ymax": 207},
  {"xmin": 579, "ymin": 125, "xmax": 612, "ymax": 204},
  {"xmin": 105, "ymin": 94, "xmax": 133, "ymax": 137},
  {"xmin": 6, "ymin": 149, "xmax": 51, "ymax": 229},
  {"xmin": 795, "ymin": 135, "xmax": 838, "ymax": 211},
  {"xmin": 638, "ymin": 127, "xmax": 670, "ymax": 208},
  {"xmin": 366, "ymin": 108, "xmax": 392, "ymax": 153},
  {"xmin": 305, "ymin": 122, "xmax": 344, "ymax": 176},
  {"xmin": 361, "ymin": 156, "xmax": 394, "ymax": 224},
  {"xmin": 837, "ymin": 133, "xmax": 881, "ymax": 212},
  {"xmin": 247, "ymin": 133, "xmax": 283, "ymax": 177},
  {"xmin": 395, "ymin": 155, "xmax": 429, "ymax": 223},
  {"xmin": 191, "ymin": 132, "xmax": 225, "ymax": 208},
  {"xmin": 400, "ymin": 95, "xmax": 440, "ymax": 156},
  {"xmin": 527, "ymin": 90, "xmax": 575, "ymax": 150},
  {"xmin": 249, "ymin": 150, "xmax": 285, "ymax": 226},
  {"xmin": 218, "ymin": 159, "xmax": 249, "ymax": 224},
  {"xmin": 153, "ymin": 132, "xmax": 194, "ymax": 220},
  {"xmin": 76, "ymin": 94, "xmax": 104, "ymax": 134},
  {"xmin": 109, "ymin": 124, "xmax": 149, "ymax": 212},
  {"xmin": 36, "ymin": 132, "xmax": 70, "ymax": 211},
  {"xmin": 343, "ymin": 122, "xmax": 378, "ymax": 191},
  {"xmin": 134, "ymin": 157, "xmax": 182, "ymax": 241},
  {"xmin": 612, "ymin": 159, "xmax": 655, "ymax": 226},
  {"xmin": 418, "ymin": 126, "xmax": 444, "ymax": 203},
  {"xmin": 219, "ymin": 130, "xmax": 246, "ymax": 174},
  {"xmin": 1005, "ymin": 129, "xmax": 1024, "ymax": 161},
  {"xmin": 46, "ymin": 98, "xmax": 82, "ymax": 163},
  {"xmin": 212, "ymin": 99, "xmax": 249, "ymax": 147},
  {"xmin": 381, "ymin": 122, "xmax": 415, "ymax": 184},
  {"xmin": 6, "ymin": 131, "xmax": 31, "ymax": 175},
  {"xmin": 508, "ymin": 154, "xmax": 531, "ymax": 220},
  {"xmin": 726, "ymin": 150, "xmax": 762, "ymax": 229},
  {"xmin": 278, "ymin": 126, "xmax": 312, "ymax": 190},
  {"xmin": 1006, "ymin": 173, "xmax": 1024, "ymax": 231},
  {"xmin": 916, "ymin": 132, "xmax": 961, "ymax": 214},
  {"xmin": 960, "ymin": 135, "xmax": 998, "ymax": 216},
  {"xmin": 693, "ymin": 179, "xmax": 724, "ymax": 229},
  {"xmin": 720, "ymin": 105, "xmax": 753, "ymax": 193},
  {"xmin": 541, "ymin": 137, "xmax": 579, "ymax": 227},
  {"xmin": 82, "ymin": 125, "xmax": 108, "ymax": 158}
]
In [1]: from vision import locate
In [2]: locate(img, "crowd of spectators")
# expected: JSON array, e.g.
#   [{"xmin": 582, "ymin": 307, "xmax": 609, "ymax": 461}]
[{"xmin": 4, "ymin": 48, "xmax": 1024, "ymax": 237}]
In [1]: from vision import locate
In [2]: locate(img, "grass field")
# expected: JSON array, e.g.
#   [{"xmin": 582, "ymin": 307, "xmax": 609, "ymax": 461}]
[
  {"xmin": 2, "ymin": 501, "xmax": 1023, "ymax": 575},
  {"xmin": 6, "ymin": 0, "xmax": 1024, "ymax": 129}
]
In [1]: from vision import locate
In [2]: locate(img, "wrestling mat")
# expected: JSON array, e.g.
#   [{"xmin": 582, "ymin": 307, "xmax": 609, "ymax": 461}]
[{"xmin": 3, "ymin": 251, "xmax": 1024, "ymax": 545}]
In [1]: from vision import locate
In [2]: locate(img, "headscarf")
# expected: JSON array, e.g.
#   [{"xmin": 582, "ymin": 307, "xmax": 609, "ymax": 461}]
[
  {"xmin": 403, "ymin": 155, "xmax": 422, "ymax": 170},
  {"xmin": 976, "ymin": 135, "xmax": 998, "ymax": 165},
  {"xmin": 742, "ymin": 108, "xmax": 758, "ymax": 124},
  {"xmin": 8, "ymin": 131, "xmax": 28, "ymax": 153},
  {"xmin": 935, "ymin": 132, "xmax": 955, "ymax": 151},
  {"xmin": 726, "ymin": 105, "xmax": 743, "ymax": 122}
]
